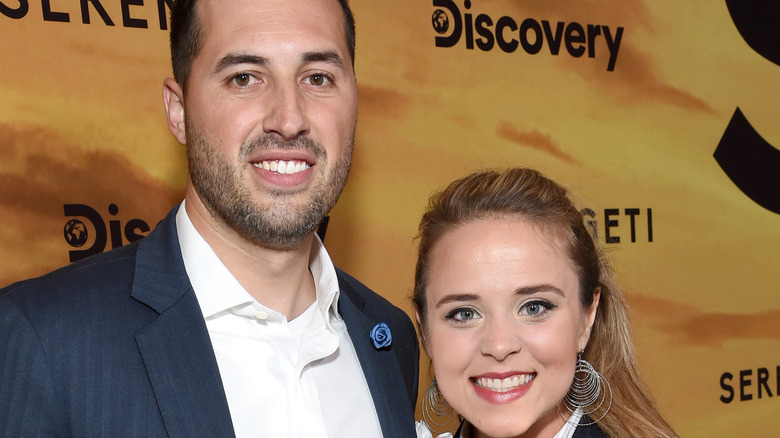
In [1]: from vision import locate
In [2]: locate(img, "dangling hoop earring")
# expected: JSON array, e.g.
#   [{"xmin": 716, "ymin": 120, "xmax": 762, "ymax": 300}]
[
  {"xmin": 422, "ymin": 378, "xmax": 456, "ymax": 429},
  {"xmin": 559, "ymin": 352, "xmax": 613, "ymax": 426}
]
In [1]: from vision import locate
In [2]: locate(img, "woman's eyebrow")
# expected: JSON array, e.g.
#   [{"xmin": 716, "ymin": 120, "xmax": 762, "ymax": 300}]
[
  {"xmin": 514, "ymin": 284, "xmax": 565, "ymax": 297},
  {"xmin": 434, "ymin": 293, "xmax": 479, "ymax": 309}
]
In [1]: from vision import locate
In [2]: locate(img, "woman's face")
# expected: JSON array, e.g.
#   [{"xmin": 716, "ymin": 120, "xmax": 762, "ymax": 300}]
[{"xmin": 419, "ymin": 218, "xmax": 598, "ymax": 438}]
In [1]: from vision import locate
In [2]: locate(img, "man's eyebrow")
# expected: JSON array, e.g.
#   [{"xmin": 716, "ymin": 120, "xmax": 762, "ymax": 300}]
[
  {"xmin": 301, "ymin": 50, "xmax": 345, "ymax": 69},
  {"xmin": 214, "ymin": 54, "xmax": 269, "ymax": 74}
]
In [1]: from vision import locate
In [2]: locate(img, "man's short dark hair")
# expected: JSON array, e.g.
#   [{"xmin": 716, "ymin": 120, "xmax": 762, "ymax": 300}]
[{"xmin": 169, "ymin": 0, "xmax": 356, "ymax": 93}]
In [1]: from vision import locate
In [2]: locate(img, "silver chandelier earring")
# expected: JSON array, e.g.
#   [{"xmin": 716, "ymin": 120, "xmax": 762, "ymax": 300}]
[
  {"xmin": 422, "ymin": 378, "xmax": 456, "ymax": 429},
  {"xmin": 559, "ymin": 352, "xmax": 613, "ymax": 425}
]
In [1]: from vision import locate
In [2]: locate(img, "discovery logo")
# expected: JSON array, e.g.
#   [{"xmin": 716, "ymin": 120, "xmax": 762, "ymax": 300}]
[
  {"xmin": 431, "ymin": 0, "xmax": 624, "ymax": 71},
  {"xmin": 63, "ymin": 204, "xmax": 150, "ymax": 262}
]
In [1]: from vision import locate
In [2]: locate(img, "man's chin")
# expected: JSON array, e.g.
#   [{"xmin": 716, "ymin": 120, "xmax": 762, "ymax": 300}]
[
  {"xmin": 249, "ymin": 230, "xmax": 317, "ymax": 252},
  {"xmin": 237, "ymin": 215, "xmax": 323, "ymax": 251}
]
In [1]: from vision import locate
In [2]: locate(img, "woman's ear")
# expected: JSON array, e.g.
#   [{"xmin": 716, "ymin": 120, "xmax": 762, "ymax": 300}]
[
  {"xmin": 415, "ymin": 307, "xmax": 430, "ymax": 353},
  {"xmin": 578, "ymin": 287, "xmax": 601, "ymax": 351}
]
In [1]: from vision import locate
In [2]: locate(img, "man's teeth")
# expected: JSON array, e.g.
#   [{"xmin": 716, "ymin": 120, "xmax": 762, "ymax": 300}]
[
  {"xmin": 254, "ymin": 160, "xmax": 311, "ymax": 175},
  {"xmin": 475, "ymin": 374, "xmax": 535, "ymax": 393}
]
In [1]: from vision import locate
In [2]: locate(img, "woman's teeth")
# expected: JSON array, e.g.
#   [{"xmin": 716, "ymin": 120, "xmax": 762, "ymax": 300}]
[{"xmin": 474, "ymin": 374, "xmax": 536, "ymax": 393}]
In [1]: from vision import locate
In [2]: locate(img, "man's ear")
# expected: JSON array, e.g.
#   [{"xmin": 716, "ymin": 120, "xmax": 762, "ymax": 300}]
[
  {"xmin": 578, "ymin": 287, "xmax": 601, "ymax": 351},
  {"xmin": 162, "ymin": 78, "xmax": 187, "ymax": 145}
]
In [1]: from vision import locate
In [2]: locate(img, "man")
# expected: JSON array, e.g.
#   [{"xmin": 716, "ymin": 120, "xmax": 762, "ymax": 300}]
[{"xmin": 0, "ymin": 0, "xmax": 419, "ymax": 436}]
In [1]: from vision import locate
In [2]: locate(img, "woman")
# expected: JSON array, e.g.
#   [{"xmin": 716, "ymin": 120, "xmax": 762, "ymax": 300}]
[{"xmin": 413, "ymin": 168, "xmax": 677, "ymax": 438}]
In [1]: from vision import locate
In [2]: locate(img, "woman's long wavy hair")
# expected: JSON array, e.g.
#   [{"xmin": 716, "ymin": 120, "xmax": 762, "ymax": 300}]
[{"xmin": 413, "ymin": 168, "xmax": 678, "ymax": 438}]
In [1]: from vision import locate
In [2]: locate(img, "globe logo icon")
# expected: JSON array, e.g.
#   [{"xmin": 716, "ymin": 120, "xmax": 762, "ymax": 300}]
[
  {"xmin": 64, "ymin": 219, "xmax": 88, "ymax": 247},
  {"xmin": 432, "ymin": 9, "xmax": 449, "ymax": 34}
]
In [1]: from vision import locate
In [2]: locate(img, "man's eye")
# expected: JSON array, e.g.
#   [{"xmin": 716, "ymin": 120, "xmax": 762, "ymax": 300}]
[
  {"xmin": 307, "ymin": 74, "xmax": 329, "ymax": 86},
  {"xmin": 232, "ymin": 73, "xmax": 253, "ymax": 87}
]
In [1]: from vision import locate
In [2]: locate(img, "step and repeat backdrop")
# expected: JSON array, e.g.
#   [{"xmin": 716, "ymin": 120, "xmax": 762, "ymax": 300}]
[{"xmin": 1, "ymin": 1, "xmax": 778, "ymax": 435}]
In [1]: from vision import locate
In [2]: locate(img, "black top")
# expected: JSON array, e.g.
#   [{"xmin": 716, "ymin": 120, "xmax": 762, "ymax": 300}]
[
  {"xmin": 454, "ymin": 415, "xmax": 609, "ymax": 438},
  {"xmin": 573, "ymin": 416, "xmax": 609, "ymax": 438}
]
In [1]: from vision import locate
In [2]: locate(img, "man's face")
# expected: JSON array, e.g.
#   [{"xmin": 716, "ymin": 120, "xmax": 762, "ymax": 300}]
[{"xmin": 178, "ymin": 0, "xmax": 357, "ymax": 250}]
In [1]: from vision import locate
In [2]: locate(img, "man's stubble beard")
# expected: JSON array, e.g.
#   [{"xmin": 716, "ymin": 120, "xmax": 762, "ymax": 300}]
[{"xmin": 186, "ymin": 122, "xmax": 353, "ymax": 251}]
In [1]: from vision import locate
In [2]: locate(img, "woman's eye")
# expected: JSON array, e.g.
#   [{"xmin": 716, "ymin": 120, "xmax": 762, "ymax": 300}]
[
  {"xmin": 520, "ymin": 300, "xmax": 555, "ymax": 317},
  {"xmin": 446, "ymin": 307, "xmax": 481, "ymax": 322}
]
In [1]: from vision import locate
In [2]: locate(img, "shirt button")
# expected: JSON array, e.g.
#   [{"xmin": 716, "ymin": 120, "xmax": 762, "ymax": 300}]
[{"xmin": 255, "ymin": 311, "xmax": 269, "ymax": 320}]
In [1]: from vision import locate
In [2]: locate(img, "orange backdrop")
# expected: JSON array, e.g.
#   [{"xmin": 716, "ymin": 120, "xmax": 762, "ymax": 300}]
[{"xmin": 1, "ymin": 1, "xmax": 778, "ymax": 436}]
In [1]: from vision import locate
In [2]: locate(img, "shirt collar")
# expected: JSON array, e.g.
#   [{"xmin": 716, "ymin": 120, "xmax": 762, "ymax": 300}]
[
  {"xmin": 308, "ymin": 229, "xmax": 341, "ymax": 321},
  {"xmin": 175, "ymin": 201, "xmax": 341, "ymax": 321},
  {"xmin": 456, "ymin": 407, "xmax": 584, "ymax": 438}
]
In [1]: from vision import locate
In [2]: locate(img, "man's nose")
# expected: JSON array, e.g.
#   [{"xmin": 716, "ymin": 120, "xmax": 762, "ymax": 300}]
[{"xmin": 262, "ymin": 82, "xmax": 310, "ymax": 140}]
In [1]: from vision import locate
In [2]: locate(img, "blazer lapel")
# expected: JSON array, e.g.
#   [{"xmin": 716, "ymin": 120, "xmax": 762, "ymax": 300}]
[
  {"xmin": 338, "ymin": 279, "xmax": 417, "ymax": 437},
  {"xmin": 131, "ymin": 208, "xmax": 235, "ymax": 438}
]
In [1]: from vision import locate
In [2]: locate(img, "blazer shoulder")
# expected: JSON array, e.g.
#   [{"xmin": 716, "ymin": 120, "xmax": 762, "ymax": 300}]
[
  {"xmin": 1, "ymin": 241, "xmax": 140, "ymax": 304},
  {"xmin": 335, "ymin": 268, "xmax": 406, "ymax": 314},
  {"xmin": 335, "ymin": 267, "xmax": 417, "ymax": 341},
  {"xmin": 0, "ymin": 205, "xmax": 180, "ymax": 307}
]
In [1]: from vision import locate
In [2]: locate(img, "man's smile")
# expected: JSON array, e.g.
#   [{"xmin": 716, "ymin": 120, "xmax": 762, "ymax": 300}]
[{"xmin": 253, "ymin": 159, "xmax": 312, "ymax": 175}]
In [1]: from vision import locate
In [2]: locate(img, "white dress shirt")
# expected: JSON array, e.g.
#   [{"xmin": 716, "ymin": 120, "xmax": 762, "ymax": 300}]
[
  {"xmin": 553, "ymin": 408, "xmax": 583, "ymax": 438},
  {"xmin": 176, "ymin": 202, "xmax": 383, "ymax": 437}
]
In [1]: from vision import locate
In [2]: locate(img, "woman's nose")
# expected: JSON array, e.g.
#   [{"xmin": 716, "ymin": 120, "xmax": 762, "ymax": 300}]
[{"xmin": 480, "ymin": 317, "xmax": 522, "ymax": 361}]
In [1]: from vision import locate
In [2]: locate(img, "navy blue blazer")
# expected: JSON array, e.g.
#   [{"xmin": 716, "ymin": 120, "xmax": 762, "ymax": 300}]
[{"xmin": 0, "ymin": 207, "xmax": 419, "ymax": 437}]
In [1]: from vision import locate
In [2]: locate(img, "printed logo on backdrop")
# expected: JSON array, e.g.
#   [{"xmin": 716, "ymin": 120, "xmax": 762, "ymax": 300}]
[
  {"xmin": 714, "ymin": 1, "xmax": 779, "ymax": 411},
  {"xmin": 720, "ymin": 365, "xmax": 780, "ymax": 404},
  {"xmin": 581, "ymin": 208, "xmax": 653, "ymax": 244},
  {"xmin": 62, "ymin": 204, "xmax": 332, "ymax": 263},
  {"xmin": 63, "ymin": 204, "xmax": 150, "ymax": 262},
  {"xmin": 0, "ymin": 0, "xmax": 172, "ymax": 29},
  {"xmin": 714, "ymin": 0, "xmax": 780, "ymax": 214},
  {"xmin": 431, "ymin": 0, "xmax": 625, "ymax": 71}
]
